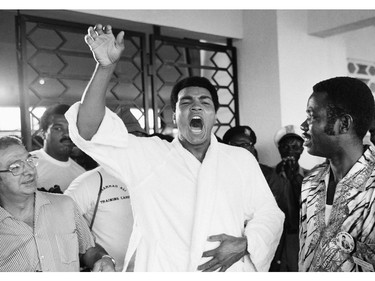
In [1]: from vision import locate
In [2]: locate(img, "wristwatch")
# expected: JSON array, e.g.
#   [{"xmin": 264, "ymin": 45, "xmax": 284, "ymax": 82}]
[{"xmin": 101, "ymin": 254, "xmax": 116, "ymax": 267}]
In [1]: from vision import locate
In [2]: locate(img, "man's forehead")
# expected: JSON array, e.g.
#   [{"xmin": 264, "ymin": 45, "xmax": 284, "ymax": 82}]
[
  {"xmin": 309, "ymin": 91, "xmax": 328, "ymax": 103},
  {"xmin": 50, "ymin": 114, "xmax": 68, "ymax": 124},
  {"xmin": 0, "ymin": 145, "xmax": 27, "ymax": 165},
  {"xmin": 307, "ymin": 93, "xmax": 329, "ymax": 112},
  {"xmin": 230, "ymin": 134, "xmax": 252, "ymax": 143},
  {"xmin": 280, "ymin": 136, "xmax": 303, "ymax": 145},
  {"xmin": 178, "ymin": 86, "xmax": 211, "ymax": 98}
]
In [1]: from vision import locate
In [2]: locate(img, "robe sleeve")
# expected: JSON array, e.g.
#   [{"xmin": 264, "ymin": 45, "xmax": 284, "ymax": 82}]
[
  {"xmin": 65, "ymin": 102, "xmax": 169, "ymax": 188},
  {"xmin": 242, "ymin": 155, "xmax": 285, "ymax": 271}
]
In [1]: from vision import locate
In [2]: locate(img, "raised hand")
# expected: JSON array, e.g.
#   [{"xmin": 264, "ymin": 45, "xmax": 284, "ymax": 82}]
[
  {"xmin": 84, "ymin": 24, "xmax": 125, "ymax": 67},
  {"xmin": 282, "ymin": 156, "xmax": 301, "ymax": 180}
]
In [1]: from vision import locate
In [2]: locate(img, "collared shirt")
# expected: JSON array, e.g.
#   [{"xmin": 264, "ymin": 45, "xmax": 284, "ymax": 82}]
[
  {"xmin": 0, "ymin": 191, "xmax": 95, "ymax": 272},
  {"xmin": 299, "ymin": 145, "xmax": 375, "ymax": 272}
]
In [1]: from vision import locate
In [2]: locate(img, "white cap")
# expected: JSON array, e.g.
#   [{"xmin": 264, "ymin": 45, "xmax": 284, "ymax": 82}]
[{"xmin": 274, "ymin": 124, "xmax": 303, "ymax": 146}]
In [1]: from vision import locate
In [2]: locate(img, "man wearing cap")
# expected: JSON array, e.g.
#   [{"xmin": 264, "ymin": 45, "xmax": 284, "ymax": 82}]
[
  {"xmin": 65, "ymin": 23, "xmax": 284, "ymax": 272},
  {"xmin": 222, "ymin": 125, "xmax": 288, "ymax": 212},
  {"xmin": 274, "ymin": 125, "xmax": 308, "ymax": 181},
  {"xmin": 274, "ymin": 124, "xmax": 308, "ymax": 271},
  {"xmin": 223, "ymin": 125, "xmax": 289, "ymax": 271}
]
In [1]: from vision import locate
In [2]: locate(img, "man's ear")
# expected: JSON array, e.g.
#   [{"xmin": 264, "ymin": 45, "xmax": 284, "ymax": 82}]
[
  {"xmin": 339, "ymin": 114, "xmax": 353, "ymax": 134},
  {"xmin": 40, "ymin": 130, "xmax": 47, "ymax": 140}
]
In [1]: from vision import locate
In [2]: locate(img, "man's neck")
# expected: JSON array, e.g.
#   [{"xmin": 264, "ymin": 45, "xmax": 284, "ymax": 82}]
[
  {"xmin": 43, "ymin": 147, "xmax": 69, "ymax": 162},
  {"xmin": 1, "ymin": 194, "xmax": 35, "ymax": 226},
  {"xmin": 328, "ymin": 144, "xmax": 365, "ymax": 183},
  {"xmin": 179, "ymin": 139, "xmax": 211, "ymax": 163}
]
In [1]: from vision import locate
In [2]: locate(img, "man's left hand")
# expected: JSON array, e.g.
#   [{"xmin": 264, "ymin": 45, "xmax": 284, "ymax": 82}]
[
  {"xmin": 91, "ymin": 256, "xmax": 116, "ymax": 272},
  {"xmin": 197, "ymin": 234, "xmax": 248, "ymax": 272}
]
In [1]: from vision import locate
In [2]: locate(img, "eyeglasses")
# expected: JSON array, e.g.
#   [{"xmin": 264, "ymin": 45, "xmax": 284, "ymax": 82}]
[{"xmin": 0, "ymin": 156, "xmax": 38, "ymax": 176}]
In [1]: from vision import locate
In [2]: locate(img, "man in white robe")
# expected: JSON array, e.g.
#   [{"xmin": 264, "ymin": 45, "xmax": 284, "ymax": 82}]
[{"xmin": 66, "ymin": 23, "xmax": 284, "ymax": 272}]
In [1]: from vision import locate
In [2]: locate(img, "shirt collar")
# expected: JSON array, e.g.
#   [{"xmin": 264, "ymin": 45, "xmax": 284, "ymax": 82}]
[
  {"xmin": 340, "ymin": 145, "xmax": 375, "ymax": 191},
  {"xmin": 309, "ymin": 145, "xmax": 375, "ymax": 192},
  {"xmin": 0, "ymin": 205, "xmax": 11, "ymax": 222},
  {"xmin": 34, "ymin": 191, "xmax": 52, "ymax": 213},
  {"xmin": 0, "ymin": 191, "xmax": 52, "ymax": 223}
]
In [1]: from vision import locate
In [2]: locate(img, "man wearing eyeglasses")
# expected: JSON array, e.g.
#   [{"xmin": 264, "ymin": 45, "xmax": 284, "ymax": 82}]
[{"xmin": 0, "ymin": 136, "xmax": 115, "ymax": 272}]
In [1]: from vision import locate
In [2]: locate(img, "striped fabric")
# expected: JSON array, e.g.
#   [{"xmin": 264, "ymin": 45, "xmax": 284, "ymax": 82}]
[
  {"xmin": 299, "ymin": 146, "xmax": 375, "ymax": 271},
  {"xmin": 0, "ymin": 191, "xmax": 95, "ymax": 272}
]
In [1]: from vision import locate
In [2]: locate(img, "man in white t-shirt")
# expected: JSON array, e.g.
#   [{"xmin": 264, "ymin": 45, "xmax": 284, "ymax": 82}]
[
  {"xmin": 65, "ymin": 166, "xmax": 134, "ymax": 271},
  {"xmin": 64, "ymin": 123, "xmax": 146, "ymax": 271},
  {"xmin": 31, "ymin": 104, "xmax": 85, "ymax": 193}
]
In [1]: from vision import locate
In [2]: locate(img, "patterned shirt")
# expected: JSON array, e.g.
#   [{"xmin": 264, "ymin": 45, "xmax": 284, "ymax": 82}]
[
  {"xmin": 299, "ymin": 145, "xmax": 375, "ymax": 272},
  {"xmin": 0, "ymin": 191, "xmax": 95, "ymax": 272}
]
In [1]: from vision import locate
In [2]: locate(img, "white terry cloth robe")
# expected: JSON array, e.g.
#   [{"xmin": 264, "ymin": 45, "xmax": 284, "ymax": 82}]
[{"xmin": 66, "ymin": 103, "xmax": 284, "ymax": 272}]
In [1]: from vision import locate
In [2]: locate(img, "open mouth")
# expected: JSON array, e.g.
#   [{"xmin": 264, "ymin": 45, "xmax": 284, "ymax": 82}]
[
  {"xmin": 302, "ymin": 133, "xmax": 311, "ymax": 146},
  {"xmin": 189, "ymin": 116, "xmax": 204, "ymax": 134}
]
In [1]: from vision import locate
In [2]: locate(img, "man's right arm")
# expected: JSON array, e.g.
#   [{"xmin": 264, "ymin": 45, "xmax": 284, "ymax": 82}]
[{"xmin": 77, "ymin": 24, "xmax": 125, "ymax": 140}]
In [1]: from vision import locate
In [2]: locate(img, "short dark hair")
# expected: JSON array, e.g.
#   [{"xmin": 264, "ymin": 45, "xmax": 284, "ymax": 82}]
[
  {"xmin": 0, "ymin": 135, "xmax": 23, "ymax": 151},
  {"xmin": 313, "ymin": 77, "xmax": 375, "ymax": 139},
  {"xmin": 40, "ymin": 104, "xmax": 70, "ymax": 132},
  {"xmin": 222, "ymin": 125, "xmax": 257, "ymax": 145},
  {"xmin": 170, "ymin": 76, "xmax": 219, "ymax": 112}
]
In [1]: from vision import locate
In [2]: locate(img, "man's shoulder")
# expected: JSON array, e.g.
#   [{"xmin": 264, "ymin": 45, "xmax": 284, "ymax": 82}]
[
  {"xmin": 218, "ymin": 142, "xmax": 251, "ymax": 158},
  {"xmin": 66, "ymin": 166, "xmax": 126, "ymax": 195},
  {"xmin": 66, "ymin": 167, "xmax": 102, "ymax": 191},
  {"xmin": 302, "ymin": 161, "xmax": 328, "ymax": 182},
  {"xmin": 30, "ymin": 149, "xmax": 44, "ymax": 157},
  {"xmin": 260, "ymin": 163, "xmax": 289, "ymax": 184},
  {"xmin": 38, "ymin": 191, "xmax": 75, "ymax": 207},
  {"xmin": 30, "ymin": 149, "xmax": 58, "ymax": 167},
  {"xmin": 217, "ymin": 143, "xmax": 259, "ymax": 170},
  {"xmin": 259, "ymin": 163, "xmax": 274, "ymax": 173},
  {"xmin": 36, "ymin": 192, "xmax": 82, "ymax": 230},
  {"xmin": 275, "ymin": 161, "xmax": 282, "ymax": 169},
  {"xmin": 67, "ymin": 157, "xmax": 86, "ymax": 171}
]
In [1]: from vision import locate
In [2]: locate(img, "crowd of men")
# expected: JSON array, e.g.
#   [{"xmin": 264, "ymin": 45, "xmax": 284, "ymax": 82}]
[{"xmin": 0, "ymin": 23, "xmax": 374, "ymax": 272}]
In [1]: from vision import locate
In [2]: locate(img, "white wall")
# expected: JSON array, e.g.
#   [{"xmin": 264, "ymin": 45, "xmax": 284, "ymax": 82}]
[
  {"xmin": 308, "ymin": 10, "xmax": 375, "ymax": 37},
  {"xmin": 343, "ymin": 25, "xmax": 375, "ymax": 146},
  {"xmin": 74, "ymin": 9, "xmax": 244, "ymax": 39},
  {"xmin": 344, "ymin": 25, "xmax": 375, "ymax": 61},
  {"xmin": 276, "ymin": 10, "xmax": 348, "ymax": 169},
  {"xmin": 235, "ymin": 10, "xmax": 283, "ymax": 167}
]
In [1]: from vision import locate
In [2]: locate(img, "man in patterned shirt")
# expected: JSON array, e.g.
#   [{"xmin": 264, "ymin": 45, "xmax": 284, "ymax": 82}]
[
  {"xmin": 0, "ymin": 136, "xmax": 115, "ymax": 272},
  {"xmin": 299, "ymin": 76, "xmax": 375, "ymax": 272}
]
